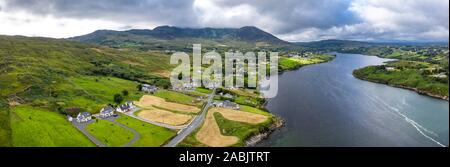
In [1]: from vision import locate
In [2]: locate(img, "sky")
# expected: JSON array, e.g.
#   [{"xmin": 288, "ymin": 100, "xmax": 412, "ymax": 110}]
[{"xmin": 0, "ymin": 0, "xmax": 448, "ymax": 42}]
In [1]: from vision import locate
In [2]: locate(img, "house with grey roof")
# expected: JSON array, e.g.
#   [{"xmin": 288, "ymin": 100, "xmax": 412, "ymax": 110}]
[
  {"xmin": 99, "ymin": 106, "xmax": 115, "ymax": 118},
  {"xmin": 76, "ymin": 112, "xmax": 92, "ymax": 123},
  {"xmin": 116, "ymin": 101, "xmax": 136, "ymax": 113},
  {"xmin": 142, "ymin": 84, "xmax": 158, "ymax": 93},
  {"xmin": 223, "ymin": 93, "xmax": 234, "ymax": 99},
  {"xmin": 213, "ymin": 100, "xmax": 240, "ymax": 110}
]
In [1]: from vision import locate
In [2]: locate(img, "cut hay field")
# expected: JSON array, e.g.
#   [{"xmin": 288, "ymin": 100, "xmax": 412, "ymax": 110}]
[
  {"xmin": 115, "ymin": 114, "xmax": 176, "ymax": 147},
  {"xmin": 10, "ymin": 106, "xmax": 95, "ymax": 147},
  {"xmin": 135, "ymin": 95, "xmax": 200, "ymax": 114},
  {"xmin": 195, "ymin": 107, "xmax": 270, "ymax": 147},
  {"xmin": 85, "ymin": 119, "xmax": 134, "ymax": 147},
  {"xmin": 137, "ymin": 109, "xmax": 192, "ymax": 126},
  {"xmin": 196, "ymin": 108, "xmax": 239, "ymax": 147}
]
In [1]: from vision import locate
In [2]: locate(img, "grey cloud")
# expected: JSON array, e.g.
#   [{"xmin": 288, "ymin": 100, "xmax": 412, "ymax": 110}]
[
  {"xmin": 209, "ymin": 0, "xmax": 358, "ymax": 34},
  {"xmin": 1, "ymin": 0, "xmax": 448, "ymax": 41},
  {"xmin": 2, "ymin": 0, "xmax": 198, "ymax": 26}
]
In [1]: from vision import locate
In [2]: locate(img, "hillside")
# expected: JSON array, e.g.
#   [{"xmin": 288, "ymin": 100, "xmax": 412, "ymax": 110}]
[
  {"xmin": 0, "ymin": 35, "xmax": 174, "ymax": 146},
  {"xmin": 69, "ymin": 26, "xmax": 293, "ymax": 51}
]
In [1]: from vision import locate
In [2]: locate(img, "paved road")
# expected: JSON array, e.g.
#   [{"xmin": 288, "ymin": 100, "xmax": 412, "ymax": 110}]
[
  {"xmin": 125, "ymin": 108, "xmax": 187, "ymax": 130},
  {"xmin": 72, "ymin": 121, "xmax": 106, "ymax": 147},
  {"xmin": 163, "ymin": 88, "xmax": 216, "ymax": 147}
]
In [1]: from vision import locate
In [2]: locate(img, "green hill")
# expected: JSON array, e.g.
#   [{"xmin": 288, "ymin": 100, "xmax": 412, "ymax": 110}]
[
  {"xmin": 0, "ymin": 35, "xmax": 174, "ymax": 146},
  {"xmin": 69, "ymin": 26, "xmax": 294, "ymax": 51}
]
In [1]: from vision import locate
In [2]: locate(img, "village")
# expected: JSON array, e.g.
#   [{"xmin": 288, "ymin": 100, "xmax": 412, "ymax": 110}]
[{"xmin": 64, "ymin": 82, "xmax": 273, "ymax": 147}]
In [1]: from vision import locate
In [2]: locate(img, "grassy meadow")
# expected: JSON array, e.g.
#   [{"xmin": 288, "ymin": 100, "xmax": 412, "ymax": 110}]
[
  {"xmin": 85, "ymin": 119, "xmax": 134, "ymax": 147},
  {"xmin": 154, "ymin": 90, "xmax": 198, "ymax": 106},
  {"xmin": 353, "ymin": 60, "xmax": 449, "ymax": 98},
  {"xmin": 10, "ymin": 106, "xmax": 94, "ymax": 147},
  {"xmin": 278, "ymin": 54, "xmax": 335, "ymax": 72},
  {"xmin": 115, "ymin": 114, "xmax": 176, "ymax": 147}
]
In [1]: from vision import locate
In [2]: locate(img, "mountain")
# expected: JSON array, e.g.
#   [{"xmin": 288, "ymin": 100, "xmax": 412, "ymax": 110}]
[{"xmin": 69, "ymin": 26, "xmax": 292, "ymax": 51}]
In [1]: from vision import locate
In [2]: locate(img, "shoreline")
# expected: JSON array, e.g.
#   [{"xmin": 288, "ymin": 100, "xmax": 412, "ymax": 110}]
[
  {"xmin": 245, "ymin": 116, "xmax": 285, "ymax": 147},
  {"xmin": 244, "ymin": 54, "xmax": 336, "ymax": 147},
  {"xmin": 350, "ymin": 52, "xmax": 449, "ymax": 101},
  {"xmin": 277, "ymin": 54, "xmax": 337, "ymax": 75},
  {"xmin": 353, "ymin": 75, "xmax": 449, "ymax": 101}
]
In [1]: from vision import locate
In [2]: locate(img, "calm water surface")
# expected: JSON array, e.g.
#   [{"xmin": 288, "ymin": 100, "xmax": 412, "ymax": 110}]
[{"xmin": 258, "ymin": 53, "xmax": 449, "ymax": 147}]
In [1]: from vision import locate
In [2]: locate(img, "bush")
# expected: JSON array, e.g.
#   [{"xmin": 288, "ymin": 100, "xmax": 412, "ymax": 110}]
[{"xmin": 113, "ymin": 94, "xmax": 124, "ymax": 104}]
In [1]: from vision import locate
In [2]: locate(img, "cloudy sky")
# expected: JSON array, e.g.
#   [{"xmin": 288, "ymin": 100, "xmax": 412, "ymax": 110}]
[{"xmin": 0, "ymin": 0, "xmax": 448, "ymax": 42}]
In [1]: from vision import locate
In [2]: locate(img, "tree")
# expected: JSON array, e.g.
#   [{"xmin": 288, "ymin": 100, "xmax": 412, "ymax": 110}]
[
  {"xmin": 113, "ymin": 94, "xmax": 123, "ymax": 104},
  {"xmin": 122, "ymin": 90, "xmax": 129, "ymax": 96}
]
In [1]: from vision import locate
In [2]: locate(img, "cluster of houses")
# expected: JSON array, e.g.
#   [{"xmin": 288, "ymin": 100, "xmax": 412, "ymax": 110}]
[
  {"xmin": 213, "ymin": 100, "xmax": 240, "ymax": 110},
  {"xmin": 430, "ymin": 73, "xmax": 448, "ymax": 79},
  {"xmin": 172, "ymin": 82, "xmax": 195, "ymax": 91},
  {"xmin": 287, "ymin": 51, "xmax": 317, "ymax": 58},
  {"xmin": 68, "ymin": 101, "xmax": 137, "ymax": 123},
  {"xmin": 385, "ymin": 66, "xmax": 397, "ymax": 71}
]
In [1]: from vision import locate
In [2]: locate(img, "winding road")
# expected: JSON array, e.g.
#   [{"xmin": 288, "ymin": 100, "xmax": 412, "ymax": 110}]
[{"xmin": 163, "ymin": 88, "xmax": 216, "ymax": 147}]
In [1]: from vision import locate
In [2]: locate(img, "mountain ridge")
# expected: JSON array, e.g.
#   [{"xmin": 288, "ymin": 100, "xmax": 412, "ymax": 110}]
[{"xmin": 69, "ymin": 26, "xmax": 291, "ymax": 50}]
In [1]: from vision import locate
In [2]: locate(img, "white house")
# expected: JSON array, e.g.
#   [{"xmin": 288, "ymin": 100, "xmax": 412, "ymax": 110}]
[
  {"xmin": 116, "ymin": 101, "xmax": 136, "ymax": 113},
  {"xmin": 385, "ymin": 67, "xmax": 396, "ymax": 71},
  {"xmin": 76, "ymin": 112, "xmax": 92, "ymax": 123},
  {"xmin": 213, "ymin": 100, "xmax": 240, "ymax": 110},
  {"xmin": 99, "ymin": 106, "xmax": 115, "ymax": 118},
  {"xmin": 142, "ymin": 84, "xmax": 158, "ymax": 93}
]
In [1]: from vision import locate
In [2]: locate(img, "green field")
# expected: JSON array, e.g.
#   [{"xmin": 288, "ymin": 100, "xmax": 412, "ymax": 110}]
[
  {"xmin": 85, "ymin": 119, "xmax": 134, "ymax": 147},
  {"xmin": 115, "ymin": 114, "xmax": 176, "ymax": 147},
  {"xmin": 213, "ymin": 112, "xmax": 273, "ymax": 147},
  {"xmin": 10, "ymin": 106, "xmax": 95, "ymax": 147},
  {"xmin": 154, "ymin": 90, "xmax": 198, "ymax": 106},
  {"xmin": 279, "ymin": 54, "xmax": 335, "ymax": 72},
  {"xmin": 239, "ymin": 105, "xmax": 271, "ymax": 116},
  {"xmin": 353, "ymin": 61, "xmax": 448, "ymax": 97},
  {"xmin": 195, "ymin": 87, "xmax": 213, "ymax": 94},
  {"xmin": 58, "ymin": 76, "xmax": 143, "ymax": 113}
]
